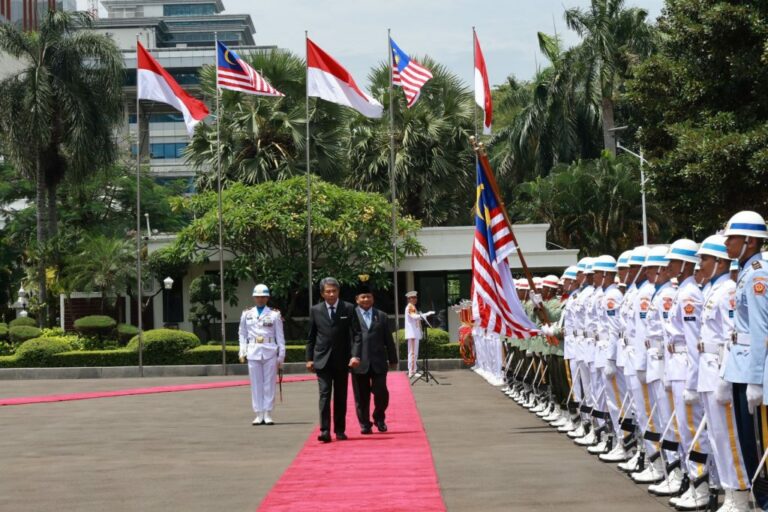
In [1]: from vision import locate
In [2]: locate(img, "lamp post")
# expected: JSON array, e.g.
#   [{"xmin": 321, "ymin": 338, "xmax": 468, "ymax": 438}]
[
  {"xmin": 163, "ymin": 276, "xmax": 174, "ymax": 328},
  {"xmin": 609, "ymin": 126, "xmax": 649, "ymax": 246},
  {"xmin": 14, "ymin": 286, "xmax": 28, "ymax": 318}
]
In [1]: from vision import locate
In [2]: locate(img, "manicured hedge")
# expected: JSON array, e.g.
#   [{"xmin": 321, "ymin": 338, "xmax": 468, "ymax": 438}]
[
  {"xmin": 15, "ymin": 337, "xmax": 74, "ymax": 366},
  {"xmin": 9, "ymin": 317, "xmax": 36, "ymax": 328},
  {"xmin": 74, "ymin": 315, "xmax": 117, "ymax": 338},
  {"xmin": 398, "ymin": 341, "xmax": 460, "ymax": 360},
  {"xmin": 396, "ymin": 328, "xmax": 450, "ymax": 344},
  {"xmin": 0, "ymin": 355, "xmax": 17, "ymax": 367},
  {"xmin": 10, "ymin": 325, "xmax": 42, "ymax": 344},
  {"xmin": 181, "ymin": 345, "xmax": 240, "ymax": 365},
  {"xmin": 50, "ymin": 349, "xmax": 137, "ymax": 367},
  {"xmin": 116, "ymin": 324, "xmax": 139, "ymax": 346},
  {"xmin": 0, "ymin": 323, "xmax": 7, "ymax": 342},
  {"xmin": 127, "ymin": 329, "xmax": 201, "ymax": 365}
]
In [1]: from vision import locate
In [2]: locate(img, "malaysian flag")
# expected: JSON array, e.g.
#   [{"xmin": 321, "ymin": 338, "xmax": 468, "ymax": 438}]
[
  {"xmin": 471, "ymin": 159, "xmax": 539, "ymax": 338},
  {"xmin": 390, "ymin": 38, "xmax": 433, "ymax": 108},
  {"xmin": 216, "ymin": 41, "xmax": 283, "ymax": 97}
]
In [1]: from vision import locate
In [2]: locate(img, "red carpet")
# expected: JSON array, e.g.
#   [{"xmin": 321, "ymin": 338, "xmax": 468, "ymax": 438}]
[
  {"xmin": 257, "ymin": 372, "xmax": 446, "ymax": 512},
  {"xmin": 0, "ymin": 375, "xmax": 316, "ymax": 406}
]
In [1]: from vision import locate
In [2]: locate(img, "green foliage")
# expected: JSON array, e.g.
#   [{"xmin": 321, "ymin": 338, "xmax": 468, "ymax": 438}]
[
  {"xmin": 116, "ymin": 324, "xmax": 139, "ymax": 346},
  {"xmin": 74, "ymin": 315, "xmax": 117, "ymax": 337},
  {"xmin": 165, "ymin": 178, "xmax": 422, "ymax": 321},
  {"xmin": 0, "ymin": 355, "xmax": 17, "ymax": 367},
  {"xmin": 397, "ymin": 341, "xmax": 461, "ymax": 360},
  {"xmin": 9, "ymin": 325, "xmax": 42, "ymax": 344},
  {"xmin": 180, "ymin": 345, "xmax": 240, "ymax": 365},
  {"xmin": 49, "ymin": 349, "xmax": 136, "ymax": 367},
  {"xmin": 127, "ymin": 329, "xmax": 201, "ymax": 365},
  {"xmin": 396, "ymin": 328, "xmax": 450, "ymax": 345},
  {"xmin": 188, "ymin": 275, "xmax": 222, "ymax": 342},
  {"xmin": 0, "ymin": 322, "xmax": 7, "ymax": 341},
  {"xmin": 146, "ymin": 245, "xmax": 191, "ymax": 283},
  {"xmin": 14, "ymin": 336, "xmax": 74, "ymax": 366},
  {"xmin": 10, "ymin": 317, "xmax": 37, "ymax": 328}
]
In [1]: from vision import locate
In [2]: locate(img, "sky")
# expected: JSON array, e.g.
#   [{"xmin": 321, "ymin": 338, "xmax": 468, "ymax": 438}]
[{"xmin": 226, "ymin": 0, "xmax": 666, "ymax": 89}]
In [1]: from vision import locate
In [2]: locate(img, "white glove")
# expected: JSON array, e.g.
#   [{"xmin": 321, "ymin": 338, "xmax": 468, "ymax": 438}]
[
  {"xmin": 747, "ymin": 384, "xmax": 764, "ymax": 414},
  {"xmin": 604, "ymin": 359, "xmax": 616, "ymax": 378},
  {"xmin": 715, "ymin": 379, "xmax": 732, "ymax": 405},
  {"xmin": 531, "ymin": 293, "xmax": 543, "ymax": 307},
  {"xmin": 683, "ymin": 389, "xmax": 699, "ymax": 405},
  {"xmin": 541, "ymin": 325, "xmax": 553, "ymax": 336}
]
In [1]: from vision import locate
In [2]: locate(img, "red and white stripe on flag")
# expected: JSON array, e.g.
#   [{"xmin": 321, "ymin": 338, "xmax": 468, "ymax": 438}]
[
  {"xmin": 474, "ymin": 32, "xmax": 493, "ymax": 134},
  {"xmin": 392, "ymin": 61, "xmax": 433, "ymax": 108},
  {"xmin": 217, "ymin": 67, "xmax": 283, "ymax": 97}
]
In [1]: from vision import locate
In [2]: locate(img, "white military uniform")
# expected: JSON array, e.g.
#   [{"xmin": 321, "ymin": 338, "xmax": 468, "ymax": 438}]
[
  {"xmin": 404, "ymin": 303, "xmax": 422, "ymax": 377},
  {"xmin": 628, "ymin": 279, "xmax": 658, "ymax": 455},
  {"xmin": 601, "ymin": 283, "xmax": 625, "ymax": 436},
  {"xmin": 238, "ymin": 305, "xmax": 285, "ymax": 416},
  {"xmin": 697, "ymin": 273, "xmax": 748, "ymax": 491}
]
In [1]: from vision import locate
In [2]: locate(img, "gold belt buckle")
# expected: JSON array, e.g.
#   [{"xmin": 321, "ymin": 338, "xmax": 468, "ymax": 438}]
[
  {"xmin": 697, "ymin": 341, "xmax": 704, "ymax": 353},
  {"xmin": 256, "ymin": 336, "xmax": 265, "ymax": 344},
  {"xmin": 668, "ymin": 343, "xmax": 674, "ymax": 355}
]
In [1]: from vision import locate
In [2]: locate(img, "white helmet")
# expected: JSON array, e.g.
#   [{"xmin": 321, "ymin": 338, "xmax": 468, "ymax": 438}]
[
  {"xmin": 516, "ymin": 279, "xmax": 530, "ymax": 291},
  {"xmin": 616, "ymin": 250, "xmax": 632, "ymax": 269},
  {"xmin": 533, "ymin": 276, "xmax": 543, "ymax": 289},
  {"xmin": 576, "ymin": 257, "xmax": 590, "ymax": 273},
  {"xmin": 697, "ymin": 235, "xmax": 729, "ymax": 260},
  {"xmin": 629, "ymin": 246, "xmax": 649, "ymax": 266},
  {"xmin": 666, "ymin": 239, "xmax": 700, "ymax": 264},
  {"xmin": 592, "ymin": 255, "xmax": 618, "ymax": 273},
  {"xmin": 562, "ymin": 265, "xmax": 578, "ymax": 280},
  {"xmin": 542, "ymin": 275, "xmax": 559, "ymax": 289},
  {"xmin": 643, "ymin": 245, "xmax": 670, "ymax": 267},
  {"xmin": 724, "ymin": 211, "xmax": 768, "ymax": 239},
  {"xmin": 583, "ymin": 257, "xmax": 595, "ymax": 275},
  {"xmin": 252, "ymin": 284, "xmax": 270, "ymax": 297}
]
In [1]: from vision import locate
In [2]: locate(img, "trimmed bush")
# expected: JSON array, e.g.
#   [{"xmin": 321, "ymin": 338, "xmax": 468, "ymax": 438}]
[
  {"xmin": 74, "ymin": 315, "xmax": 117, "ymax": 339},
  {"xmin": 396, "ymin": 328, "xmax": 450, "ymax": 344},
  {"xmin": 127, "ymin": 329, "xmax": 201, "ymax": 365},
  {"xmin": 285, "ymin": 339, "xmax": 307, "ymax": 346},
  {"xmin": 0, "ymin": 323, "xmax": 8, "ymax": 342},
  {"xmin": 116, "ymin": 324, "xmax": 139, "ymax": 346},
  {"xmin": 398, "ymin": 341, "xmax": 460, "ymax": 360},
  {"xmin": 50, "ymin": 349, "xmax": 136, "ymax": 367},
  {"xmin": 9, "ymin": 317, "xmax": 36, "ymax": 328},
  {"xmin": 10, "ymin": 325, "xmax": 42, "ymax": 344},
  {"xmin": 0, "ymin": 355, "xmax": 16, "ymax": 368},
  {"xmin": 181, "ymin": 345, "xmax": 240, "ymax": 365},
  {"xmin": 15, "ymin": 337, "xmax": 74, "ymax": 366}
]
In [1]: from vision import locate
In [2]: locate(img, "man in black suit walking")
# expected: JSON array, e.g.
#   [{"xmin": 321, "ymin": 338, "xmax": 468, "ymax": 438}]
[
  {"xmin": 306, "ymin": 277, "xmax": 362, "ymax": 443},
  {"xmin": 351, "ymin": 276, "xmax": 399, "ymax": 435}
]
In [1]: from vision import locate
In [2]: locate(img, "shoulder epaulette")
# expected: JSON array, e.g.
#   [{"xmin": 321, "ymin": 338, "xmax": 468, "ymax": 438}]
[{"xmin": 753, "ymin": 260, "xmax": 763, "ymax": 270}]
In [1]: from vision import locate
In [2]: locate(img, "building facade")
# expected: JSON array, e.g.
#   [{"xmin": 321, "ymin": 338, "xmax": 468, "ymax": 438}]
[{"xmin": 0, "ymin": 0, "xmax": 76, "ymax": 31}]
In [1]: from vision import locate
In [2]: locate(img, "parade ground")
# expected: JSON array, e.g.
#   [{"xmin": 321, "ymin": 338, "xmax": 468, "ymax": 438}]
[{"xmin": 1, "ymin": 370, "xmax": 673, "ymax": 512}]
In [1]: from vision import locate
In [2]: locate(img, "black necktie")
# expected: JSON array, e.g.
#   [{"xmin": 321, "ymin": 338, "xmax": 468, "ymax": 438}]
[{"xmin": 329, "ymin": 305, "xmax": 336, "ymax": 319}]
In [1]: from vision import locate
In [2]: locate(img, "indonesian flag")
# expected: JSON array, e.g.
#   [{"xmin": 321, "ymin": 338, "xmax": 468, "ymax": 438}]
[
  {"xmin": 137, "ymin": 42, "xmax": 209, "ymax": 135},
  {"xmin": 473, "ymin": 32, "xmax": 492, "ymax": 135},
  {"xmin": 306, "ymin": 38, "xmax": 383, "ymax": 119}
]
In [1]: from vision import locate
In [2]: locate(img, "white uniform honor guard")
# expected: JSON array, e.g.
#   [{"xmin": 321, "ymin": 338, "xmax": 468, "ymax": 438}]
[
  {"xmin": 404, "ymin": 291, "xmax": 422, "ymax": 378},
  {"xmin": 239, "ymin": 284, "xmax": 286, "ymax": 426}
]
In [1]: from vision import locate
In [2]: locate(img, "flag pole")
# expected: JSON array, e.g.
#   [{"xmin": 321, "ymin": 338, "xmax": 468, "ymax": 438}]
[
  {"xmin": 215, "ymin": 32, "xmax": 228, "ymax": 374},
  {"xmin": 135, "ymin": 34, "xmax": 144, "ymax": 377},
  {"xmin": 388, "ymin": 29, "xmax": 400, "ymax": 354},
  {"xmin": 472, "ymin": 27, "xmax": 479, "ymax": 144},
  {"xmin": 305, "ymin": 30, "xmax": 313, "ymax": 316}
]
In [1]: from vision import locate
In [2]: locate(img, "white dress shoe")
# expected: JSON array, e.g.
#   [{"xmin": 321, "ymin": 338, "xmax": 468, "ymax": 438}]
[
  {"xmin": 263, "ymin": 412, "xmax": 274, "ymax": 425},
  {"xmin": 631, "ymin": 457, "xmax": 664, "ymax": 484},
  {"xmin": 672, "ymin": 480, "xmax": 709, "ymax": 510},
  {"xmin": 575, "ymin": 429, "xmax": 597, "ymax": 446},
  {"xmin": 567, "ymin": 423, "xmax": 586, "ymax": 438},
  {"xmin": 557, "ymin": 417, "xmax": 578, "ymax": 432},
  {"xmin": 648, "ymin": 467, "xmax": 683, "ymax": 495},
  {"xmin": 599, "ymin": 442, "xmax": 629, "ymax": 462},
  {"xmin": 716, "ymin": 489, "xmax": 750, "ymax": 512},
  {"xmin": 617, "ymin": 451, "xmax": 642, "ymax": 472},
  {"xmin": 252, "ymin": 412, "xmax": 264, "ymax": 425},
  {"xmin": 587, "ymin": 433, "xmax": 609, "ymax": 454}
]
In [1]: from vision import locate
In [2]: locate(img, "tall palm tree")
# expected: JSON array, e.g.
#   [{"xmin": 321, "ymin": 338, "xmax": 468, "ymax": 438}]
[
  {"xmin": 0, "ymin": 10, "xmax": 124, "ymax": 324},
  {"xmin": 346, "ymin": 58, "xmax": 475, "ymax": 226},
  {"xmin": 564, "ymin": 0, "xmax": 655, "ymax": 154},
  {"xmin": 187, "ymin": 49, "xmax": 351, "ymax": 189}
]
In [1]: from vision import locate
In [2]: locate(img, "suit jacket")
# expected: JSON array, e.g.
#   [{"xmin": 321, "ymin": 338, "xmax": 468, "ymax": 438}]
[
  {"xmin": 306, "ymin": 300, "xmax": 362, "ymax": 371},
  {"xmin": 352, "ymin": 307, "xmax": 398, "ymax": 375}
]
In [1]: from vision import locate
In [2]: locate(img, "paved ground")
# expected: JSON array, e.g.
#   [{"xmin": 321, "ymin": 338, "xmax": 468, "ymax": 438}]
[{"xmin": 1, "ymin": 370, "xmax": 671, "ymax": 511}]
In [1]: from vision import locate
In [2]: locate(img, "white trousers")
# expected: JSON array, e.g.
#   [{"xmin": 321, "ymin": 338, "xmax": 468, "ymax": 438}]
[
  {"xmin": 648, "ymin": 379, "xmax": 678, "ymax": 462},
  {"xmin": 248, "ymin": 358, "xmax": 277, "ymax": 413},
  {"xmin": 669, "ymin": 380, "xmax": 710, "ymax": 479},
  {"xmin": 407, "ymin": 338, "xmax": 420, "ymax": 375},
  {"xmin": 701, "ymin": 391, "xmax": 750, "ymax": 491},
  {"xmin": 629, "ymin": 373, "xmax": 657, "ymax": 455},
  {"xmin": 603, "ymin": 370, "xmax": 627, "ymax": 435},
  {"xmin": 569, "ymin": 359, "xmax": 582, "ymax": 402}
]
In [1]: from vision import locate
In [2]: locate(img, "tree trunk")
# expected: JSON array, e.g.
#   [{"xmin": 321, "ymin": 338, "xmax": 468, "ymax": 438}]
[
  {"xmin": 35, "ymin": 156, "xmax": 49, "ymax": 327},
  {"xmin": 601, "ymin": 97, "xmax": 617, "ymax": 156},
  {"xmin": 46, "ymin": 180, "xmax": 58, "ymax": 238}
]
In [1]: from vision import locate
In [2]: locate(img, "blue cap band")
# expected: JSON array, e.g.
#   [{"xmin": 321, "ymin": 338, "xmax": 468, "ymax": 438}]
[
  {"xmin": 647, "ymin": 255, "xmax": 667, "ymax": 263},
  {"xmin": 670, "ymin": 248, "xmax": 697, "ymax": 257},
  {"xmin": 730, "ymin": 222, "xmax": 767, "ymax": 232},
  {"xmin": 630, "ymin": 255, "xmax": 646, "ymax": 263},
  {"xmin": 702, "ymin": 242, "xmax": 726, "ymax": 253}
]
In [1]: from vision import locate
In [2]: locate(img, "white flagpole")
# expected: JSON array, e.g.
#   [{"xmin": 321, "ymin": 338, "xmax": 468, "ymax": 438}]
[
  {"xmin": 215, "ymin": 32, "xmax": 228, "ymax": 374},
  {"xmin": 135, "ymin": 34, "xmax": 144, "ymax": 378},
  {"xmin": 388, "ymin": 30, "xmax": 400, "ymax": 356},
  {"xmin": 305, "ymin": 30, "xmax": 313, "ymax": 316}
]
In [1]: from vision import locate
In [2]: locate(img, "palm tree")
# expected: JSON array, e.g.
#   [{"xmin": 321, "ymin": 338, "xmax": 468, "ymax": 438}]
[
  {"xmin": 564, "ymin": 0, "xmax": 655, "ymax": 154},
  {"xmin": 0, "ymin": 10, "xmax": 124, "ymax": 325},
  {"xmin": 187, "ymin": 49, "xmax": 351, "ymax": 189},
  {"xmin": 346, "ymin": 58, "xmax": 475, "ymax": 226}
]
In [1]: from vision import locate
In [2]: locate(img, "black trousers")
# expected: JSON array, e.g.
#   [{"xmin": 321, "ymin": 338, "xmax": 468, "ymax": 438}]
[
  {"xmin": 352, "ymin": 370, "xmax": 389, "ymax": 427},
  {"xmin": 316, "ymin": 365, "xmax": 349, "ymax": 434},
  {"xmin": 733, "ymin": 383, "xmax": 768, "ymax": 509}
]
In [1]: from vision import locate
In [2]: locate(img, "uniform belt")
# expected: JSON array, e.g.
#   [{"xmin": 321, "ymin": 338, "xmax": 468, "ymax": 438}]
[
  {"xmin": 645, "ymin": 339, "xmax": 663, "ymax": 350},
  {"xmin": 249, "ymin": 337, "xmax": 276, "ymax": 344},
  {"xmin": 697, "ymin": 341, "xmax": 720, "ymax": 354},
  {"xmin": 731, "ymin": 332, "xmax": 750, "ymax": 346},
  {"xmin": 577, "ymin": 329, "xmax": 585, "ymax": 337},
  {"xmin": 667, "ymin": 342, "xmax": 687, "ymax": 354}
]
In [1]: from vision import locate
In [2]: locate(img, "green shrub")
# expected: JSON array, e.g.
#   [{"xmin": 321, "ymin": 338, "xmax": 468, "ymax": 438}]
[
  {"xmin": 15, "ymin": 337, "xmax": 74, "ymax": 366},
  {"xmin": 9, "ymin": 317, "xmax": 36, "ymax": 328},
  {"xmin": 398, "ymin": 341, "xmax": 460, "ymax": 360},
  {"xmin": 285, "ymin": 339, "xmax": 307, "ymax": 346},
  {"xmin": 0, "ymin": 355, "xmax": 17, "ymax": 368},
  {"xmin": 10, "ymin": 325, "xmax": 42, "ymax": 344},
  {"xmin": 50, "ymin": 349, "xmax": 136, "ymax": 367},
  {"xmin": 127, "ymin": 329, "xmax": 201, "ymax": 365},
  {"xmin": 0, "ymin": 322, "xmax": 8, "ymax": 342},
  {"xmin": 74, "ymin": 315, "xmax": 117, "ymax": 340},
  {"xmin": 181, "ymin": 345, "xmax": 240, "ymax": 365},
  {"xmin": 205, "ymin": 339, "xmax": 239, "ymax": 346},
  {"xmin": 116, "ymin": 324, "xmax": 139, "ymax": 346},
  {"xmin": 41, "ymin": 327, "xmax": 65, "ymax": 337},
  {"xmin": 396, "ymin": 328, "xmax": 450, "ymax": 344}
]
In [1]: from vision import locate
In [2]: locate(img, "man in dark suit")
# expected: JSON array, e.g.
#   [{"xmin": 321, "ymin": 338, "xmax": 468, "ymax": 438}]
[
  {"xmin": 306, "ymin": 277, "xmax": 362, "ymax": 443},
  {"xmin": 351, "ymin": 276, "xmax": 399, "ymax": 434}
]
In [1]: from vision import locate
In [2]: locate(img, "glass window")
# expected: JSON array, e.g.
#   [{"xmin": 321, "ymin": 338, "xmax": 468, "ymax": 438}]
[{"xmin": 163, "ymin": 3, "xmax": 216, "ymax": 16}]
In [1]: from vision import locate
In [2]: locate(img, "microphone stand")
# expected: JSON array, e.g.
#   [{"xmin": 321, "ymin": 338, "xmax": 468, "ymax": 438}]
[{"xmin": 411, "ymin": 311, "xmax": 439, "ymax": 385}]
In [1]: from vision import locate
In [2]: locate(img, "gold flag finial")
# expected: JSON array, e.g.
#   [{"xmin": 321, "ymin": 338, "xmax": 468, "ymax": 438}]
[{"xmin": 358, "ymin": 274, "xmax": 370, "ymax": 282}]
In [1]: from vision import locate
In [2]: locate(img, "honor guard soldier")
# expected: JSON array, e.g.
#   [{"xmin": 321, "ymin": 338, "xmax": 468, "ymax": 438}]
[
  {"xmin": 404, "ymin": 291, "xmax": 422, "ymax": 378},
  {"xmin": 239, "ymin": 284, "xmax": 286, "ymax": 426},
  {"xmin": 724, "ymin": 211, "xmax": 768, "ymax": 510}
]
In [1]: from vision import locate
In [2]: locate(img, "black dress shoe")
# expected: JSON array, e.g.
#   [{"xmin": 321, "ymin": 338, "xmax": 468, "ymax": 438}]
[
  {"xmin": 335, "ymin": 432, "xmax": 348, "ymax": 441},
  {"xmin": 317, "ymin": 431, "xmax": 331, "ymax": 443},
  {"xmin": 375, "ymin": 421, "xmax": 388, "ymax": 432},
  {"xmin": 361, "ymin": 426, "xmax": 373, "ymax": 435}
]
